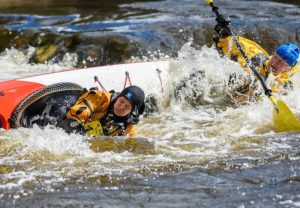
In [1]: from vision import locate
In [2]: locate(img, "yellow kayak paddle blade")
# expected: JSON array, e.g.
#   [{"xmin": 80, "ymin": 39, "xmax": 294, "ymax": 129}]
[
  {"xmin": 272, "ymin": 99, "xmax": 300, "ymax": 132},
  {"xmin": 203, "ymin": 0, "xmax": 213, "ymax": 4}
]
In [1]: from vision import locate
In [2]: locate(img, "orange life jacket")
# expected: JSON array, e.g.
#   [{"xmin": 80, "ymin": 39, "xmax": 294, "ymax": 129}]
[{"xmin": 67, "ymin": 90, "xmax": 137, "ymax": 137}]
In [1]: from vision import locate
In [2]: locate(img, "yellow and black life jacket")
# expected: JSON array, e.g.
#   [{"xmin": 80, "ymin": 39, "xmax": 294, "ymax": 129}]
[
  {"xmin": 214, "ymin": 35, "xmax": 299, "ymax": 93},
  {"xmin": 66, "ymin": 90, "xmax": 137, "ymax": 137}
]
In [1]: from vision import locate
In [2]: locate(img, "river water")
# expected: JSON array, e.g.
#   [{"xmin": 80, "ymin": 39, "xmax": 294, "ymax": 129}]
[{"xmin": 0, "ymin": 0, "xmax": 300, "ymax": 207}]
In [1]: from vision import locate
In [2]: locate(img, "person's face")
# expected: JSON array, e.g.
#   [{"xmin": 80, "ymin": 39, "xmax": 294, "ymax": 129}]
[
  {"xmin": 113, "ymin": 96, "xmax": 132, "ymax": 117},
  {"xmin": 268, "ymin": 54, "xmax": 292, "ymax": 75}
]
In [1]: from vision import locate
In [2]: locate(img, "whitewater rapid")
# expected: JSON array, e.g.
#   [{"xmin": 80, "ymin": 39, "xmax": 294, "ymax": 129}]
[{"xmin": 0, "ymin": 42, "xmax": 300, "ymax": 207}]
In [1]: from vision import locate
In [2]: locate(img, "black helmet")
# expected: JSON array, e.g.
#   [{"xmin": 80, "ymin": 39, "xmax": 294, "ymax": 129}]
[{"xmin": 119, "ymin": 85, "xmax": 145, "ymax": 115}]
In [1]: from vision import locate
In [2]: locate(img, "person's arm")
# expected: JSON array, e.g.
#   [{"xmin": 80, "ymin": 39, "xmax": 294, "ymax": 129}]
[
  {"xmin": 212, "ymin": 11, "xmax": 270, "ymax": 67},
  {"xmin": 215, "ymin": 35, "xmax": 271, "ymax": 98},
  {"xmin": 67, "ymin": 90, "xmax": 110, "ymax": 124},
  {"xmin": 57, "ymin": 90, "xmax": 110, "ymax": 135},
  {"xmin": 212, "ymin": 12, "xmax": 232, "ymax": 50}
]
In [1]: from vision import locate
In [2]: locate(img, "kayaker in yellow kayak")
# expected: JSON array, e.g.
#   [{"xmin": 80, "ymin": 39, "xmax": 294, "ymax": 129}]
[
  {"xmin": 213, "ymin": 15, "xmax": 299, "ymax": 102},
  {"xmin": 58, "ymin": 85, "xmax": 145, "ymax": 137}
]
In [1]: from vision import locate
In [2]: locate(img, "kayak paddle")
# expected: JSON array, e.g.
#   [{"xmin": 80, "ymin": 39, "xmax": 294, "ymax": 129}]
[{"xmin": 203, "ymin": 0, "xmax": 300, "ymax": 132}]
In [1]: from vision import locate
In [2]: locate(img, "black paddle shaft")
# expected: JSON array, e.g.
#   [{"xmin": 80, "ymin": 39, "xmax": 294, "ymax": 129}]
[{"xmin": 208, "ymin": 2, "xmax": 272, "ymax": 97}]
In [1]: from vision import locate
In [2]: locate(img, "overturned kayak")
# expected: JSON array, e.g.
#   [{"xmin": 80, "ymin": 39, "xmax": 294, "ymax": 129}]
[{"xmin": 0, "ymin": 61, "xmax": 170, "ymax": 130}]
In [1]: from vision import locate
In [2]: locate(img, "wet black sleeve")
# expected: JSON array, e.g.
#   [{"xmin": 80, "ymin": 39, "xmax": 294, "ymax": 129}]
[
  {"xmin": 214, "ymin": 24, "xmax": 232, "ymax": 38},
  {"xmin": 57, "ymin": 118, "xmax": 85, "ymax": 135},
  {"xmin": 249, "ymin": 53, "xmax": 269, "ymax": 68}
]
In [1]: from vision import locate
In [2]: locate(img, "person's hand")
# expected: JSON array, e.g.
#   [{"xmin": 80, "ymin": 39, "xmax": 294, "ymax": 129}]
[
  {"xmin": 57, "ymin": 118, "xmax": 85, "ymax": 135},
  {"xmin": 214, "ymin": 15, "xmax": 231, "ymax": 38},
  {"xmin": 215, "ymin": 23, "xmax": 232, "ymax": 38},
  {"xmin": 215, "ymin": 15, "xmax": 230, "ymax": 26}
]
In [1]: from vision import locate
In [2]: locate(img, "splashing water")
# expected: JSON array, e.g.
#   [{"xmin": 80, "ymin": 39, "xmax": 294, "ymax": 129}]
[
  {"xmin": 0, "ymin": 43, "xmax": 300, "ymax": 207},
  {"xmin": 0, "ymin": 47, "xmax": 78, "ymax": 81}
]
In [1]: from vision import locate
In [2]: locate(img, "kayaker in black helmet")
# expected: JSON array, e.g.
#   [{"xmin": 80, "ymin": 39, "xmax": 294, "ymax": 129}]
[{"xmin": 57, "ymin": 85, "xmax": 145, "ymax": 137}]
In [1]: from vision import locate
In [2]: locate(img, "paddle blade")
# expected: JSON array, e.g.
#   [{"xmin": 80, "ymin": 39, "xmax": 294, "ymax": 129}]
[
  {"xmin": 273, "ymin": 100, "xmax": 300, "ymax": 132},
  {"xmin": 203, "ymin": 0, "xmax": 213, "ymax": 4}
]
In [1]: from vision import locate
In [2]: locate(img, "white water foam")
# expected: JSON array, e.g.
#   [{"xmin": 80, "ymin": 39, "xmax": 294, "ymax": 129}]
[
  {"xmin": 0, "ymin": 47, "xmax": 77, "ymax": 81},
  {"xmin": 0, "ymin": 42, "xmax": 299, "ymax": 191}
]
